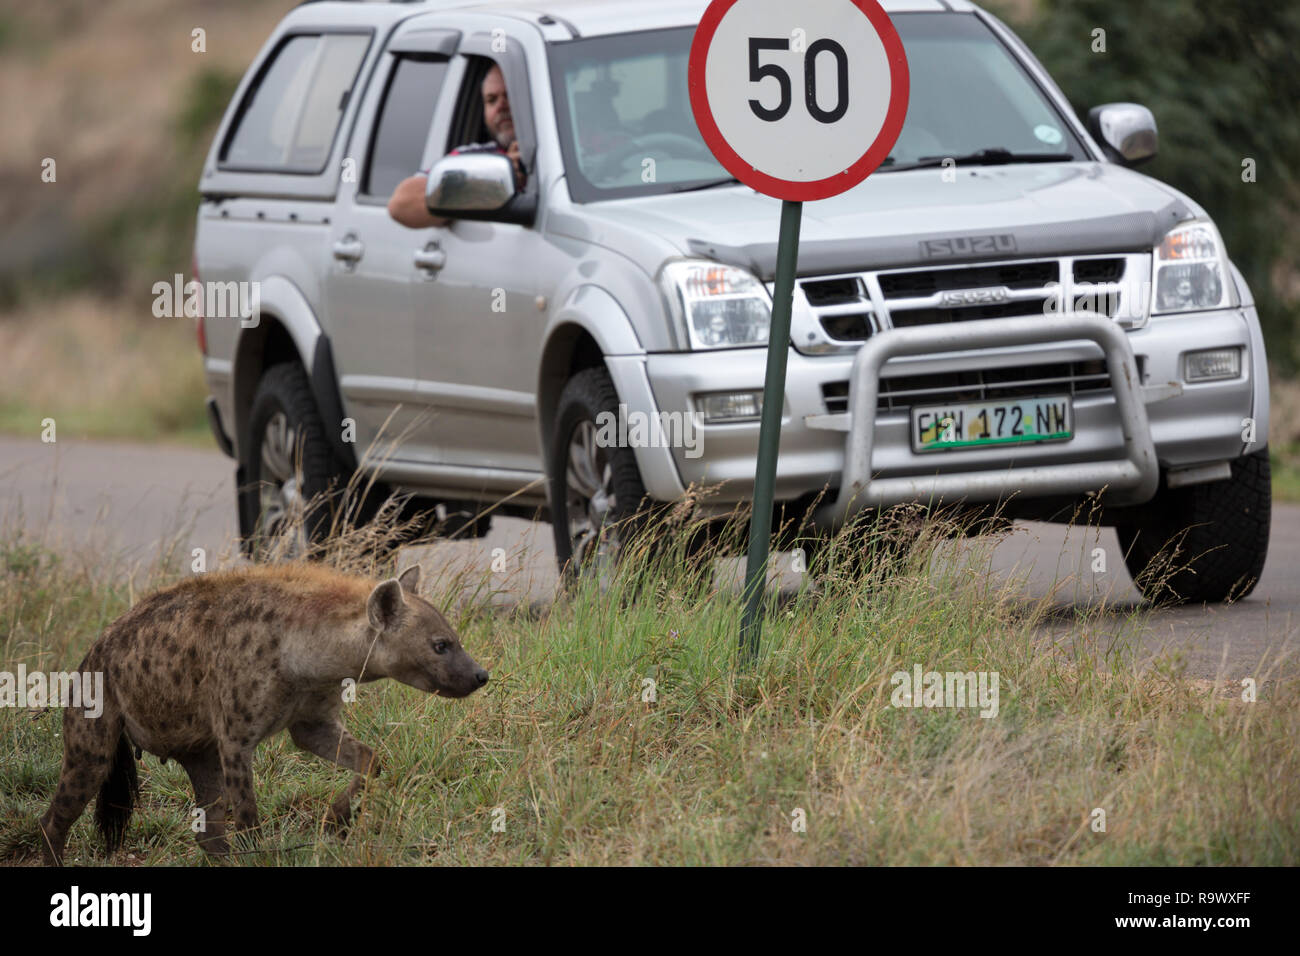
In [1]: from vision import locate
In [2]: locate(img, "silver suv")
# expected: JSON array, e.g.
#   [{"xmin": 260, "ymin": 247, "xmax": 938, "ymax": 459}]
[{"xmin": 195, "ymin": 0, "xmax": 1271, "ymax": 603}]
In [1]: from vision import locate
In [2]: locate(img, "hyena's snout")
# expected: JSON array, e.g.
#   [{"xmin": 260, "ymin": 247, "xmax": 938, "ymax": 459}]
[
  {"xmin": 449, "ymin": 651, "xmax": 489, "ymax": 697},
  {"xmin": 423, "ymin": 646, "xmax": 488, "ymax": 698}
]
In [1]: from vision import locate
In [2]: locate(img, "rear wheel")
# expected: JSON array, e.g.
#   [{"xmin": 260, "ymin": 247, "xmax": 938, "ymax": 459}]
[
  {"xmin": 1117, "ymin": 448, "xmax": 1271, "ymax": 604},
  {"xmin": 240, "ymin": 362, "xmax": 347, "ymax": 558}
]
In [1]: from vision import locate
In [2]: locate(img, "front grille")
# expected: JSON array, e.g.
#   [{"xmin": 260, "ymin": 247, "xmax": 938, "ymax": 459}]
[
  {"xmin": 820, "ymin": 312, "xmax": 873, "ymax": 340},
  {"xmin": 802, "ymin": 277, "xmax": 865, "ymax": 306},
  {"xmin": 1073, "ymin": 257, "xmax": 1125, "ymax": 283},
  {"xmin": 820, "ymin": 356, "xmax": 1145, "ymax": 415},
  {"xmin": 877, "ymin": 261, "xmax": 1058, "ymax": 298},
  {"xmin": 890, "ymin": 297, "xmax": 1056, "ymax": 328},
  {"xmin": 794, "ymin": 254, "xmax": 1142, "ymax": 349},
  {"xmin": 801, "ymin": 275, "xmax": 875, "ymax": 342}
]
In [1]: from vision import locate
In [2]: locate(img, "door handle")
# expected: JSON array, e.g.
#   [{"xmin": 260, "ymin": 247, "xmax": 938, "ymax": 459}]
[
  {"xmin": 332, "ymin": 233, "xmax": 365, "ymax": 266},
  {"xmin": 413, "ymin": 241, "xmax": 446, "ymax": 275}
]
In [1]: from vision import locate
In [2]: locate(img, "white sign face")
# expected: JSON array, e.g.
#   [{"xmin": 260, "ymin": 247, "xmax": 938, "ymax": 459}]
[{"xmin": 690, "ymin": 0, "xmax": 909, "ymax": 202}]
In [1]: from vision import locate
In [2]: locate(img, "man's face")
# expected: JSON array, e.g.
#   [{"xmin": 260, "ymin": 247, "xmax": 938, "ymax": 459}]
[{"xmin": 482, "ymin": 65, "xmax": 514, "ymax": 148}]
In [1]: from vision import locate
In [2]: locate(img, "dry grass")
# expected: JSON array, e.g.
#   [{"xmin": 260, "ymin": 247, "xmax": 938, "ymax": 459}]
[
  {"xmin": 0, "ymin": 294, "xmax": 208, "ymax": 442},
  {"xmin": 1, "ymin": 473, "xmax": 1296, "ymax": 867}
]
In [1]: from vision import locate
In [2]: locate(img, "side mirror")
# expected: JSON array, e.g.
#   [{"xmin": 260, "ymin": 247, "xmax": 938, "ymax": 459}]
[
  {"xmin": 424, "ymin": 152, "xmax": 535, "ymax": 225},
  {"xmin": 1087, "ymin": 103, "xmax": 1158, "ymax": 166}
]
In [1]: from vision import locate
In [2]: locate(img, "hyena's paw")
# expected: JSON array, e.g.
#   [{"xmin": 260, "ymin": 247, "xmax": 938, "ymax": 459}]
[
  {"xmin": 324, "ymin": 793, "xmax": 355, "ymax": 833},
  {"xmin": 196, "ymin": 832, "xmax": 231, "ymax": 858}
]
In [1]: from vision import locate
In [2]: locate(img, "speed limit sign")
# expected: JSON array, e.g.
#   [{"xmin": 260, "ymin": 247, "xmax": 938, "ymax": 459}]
[
  {"xmin": 689, "ymin": 0, "xmax": 910, "ymax": 663},
  {"xmin": 689, "ymin": 0, "xmax": 909, "ymax": 201}
]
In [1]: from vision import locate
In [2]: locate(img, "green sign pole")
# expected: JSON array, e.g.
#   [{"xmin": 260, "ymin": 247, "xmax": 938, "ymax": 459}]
[{"xmin": 740, "ymin": 198, "xmax": 804, "ymax": 666}]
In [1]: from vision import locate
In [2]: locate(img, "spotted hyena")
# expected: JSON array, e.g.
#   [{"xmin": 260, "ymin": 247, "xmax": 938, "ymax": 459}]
[{"xmin": 38, "ymin": 563, "xmax": 487, "ymax": 865}]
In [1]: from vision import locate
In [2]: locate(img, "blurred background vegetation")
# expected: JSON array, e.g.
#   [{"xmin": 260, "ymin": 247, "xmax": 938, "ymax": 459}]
[
  {"xmin": 989, "ymin": 0, "xmax": 1300, "ymax": 371},
  {"xmin": 0, "ymin": 0, "xmax": 297, "ymax": 442},
  {"xmin": 0, "ymin": 0, "xmax": 1296, "ymax": 444}
]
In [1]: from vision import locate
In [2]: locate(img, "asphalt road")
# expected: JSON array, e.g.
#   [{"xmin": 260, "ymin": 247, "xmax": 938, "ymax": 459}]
[{"xmin": 2, "ymin": 435, "xmax": 1296, "ymax": 679}]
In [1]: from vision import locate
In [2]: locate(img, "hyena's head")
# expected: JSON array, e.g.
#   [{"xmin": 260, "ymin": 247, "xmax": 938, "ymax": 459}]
[{"xmin": 367, "ymin": 566, "xmax": 488, "ymax": 698}]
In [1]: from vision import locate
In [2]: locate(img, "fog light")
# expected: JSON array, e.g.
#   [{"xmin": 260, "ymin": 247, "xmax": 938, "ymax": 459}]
[
  {"xmin": 697, "ymin": 391, "xmax": 764, "ymax": 423},
  {"xmin": 1184, "ymin": 348, "xmax": 1241, "ymax": 382}
]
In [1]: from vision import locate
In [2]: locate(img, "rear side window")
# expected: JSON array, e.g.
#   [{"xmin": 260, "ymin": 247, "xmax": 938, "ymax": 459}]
[
  {"xmin": 222, "ymin": 33, "xmax": 371, "ymax": 173},
  {"xmin": 363, "ymin": 55, "xmax": 449, "ymax": 197}
]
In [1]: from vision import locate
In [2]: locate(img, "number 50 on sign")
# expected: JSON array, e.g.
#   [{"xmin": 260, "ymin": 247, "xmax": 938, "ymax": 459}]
[{"xmin": 689, "ymin": 0, "xmax": 909, "ymax": 202}]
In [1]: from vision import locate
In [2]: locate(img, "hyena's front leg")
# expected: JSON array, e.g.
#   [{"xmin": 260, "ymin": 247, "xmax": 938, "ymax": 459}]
[
  {"xmin": 179, "ymin": 748, "xmax": 228, "ymax": 857},
  {"xmin": 216, "ymin": 739, "xmax": 259, "ymax": 851},
  {"xmin": 289, "ymin": 720, "xmax": 380, "ymax": 829}
]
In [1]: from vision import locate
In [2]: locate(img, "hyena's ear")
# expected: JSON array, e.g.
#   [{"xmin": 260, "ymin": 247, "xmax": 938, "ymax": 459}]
[
  {"xmin": 397, "ymin": 565, "xmax": 421, "ymax": 596},
  {"xmin": 367, "ymin": 579, "xmax": 406, "ymax": 632}
]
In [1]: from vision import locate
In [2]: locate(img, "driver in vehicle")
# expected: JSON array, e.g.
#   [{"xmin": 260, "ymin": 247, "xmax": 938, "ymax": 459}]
[{"xmin": 388, "ymin": 62, "xmax": 526, "ymax": 228}]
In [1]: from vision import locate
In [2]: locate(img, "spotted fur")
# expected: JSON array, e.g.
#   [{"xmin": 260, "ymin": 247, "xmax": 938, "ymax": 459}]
[{"xmin": 39, "ymin": 563, "xmax": 487, "ymax": 864}]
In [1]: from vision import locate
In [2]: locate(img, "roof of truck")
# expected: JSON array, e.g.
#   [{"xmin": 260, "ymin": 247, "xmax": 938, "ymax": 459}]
[
  {"xmin": 475, "ymin": 0, "xmax": 972, "ymax": 36},
  {"xmin": 302, "ymin": 0, "xmax": 975, "ymax": 39}
]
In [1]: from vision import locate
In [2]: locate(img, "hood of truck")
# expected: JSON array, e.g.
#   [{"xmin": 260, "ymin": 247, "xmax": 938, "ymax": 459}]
[{"xmin": 570, "ymin": 162, "xmax": 1199, "ymax": 281}]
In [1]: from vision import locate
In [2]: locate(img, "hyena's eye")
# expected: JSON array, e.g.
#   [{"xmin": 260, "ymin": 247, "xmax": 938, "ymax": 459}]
[{"xmin": 433, "ymin": 640, "xmax": 450, "ymax": 655}]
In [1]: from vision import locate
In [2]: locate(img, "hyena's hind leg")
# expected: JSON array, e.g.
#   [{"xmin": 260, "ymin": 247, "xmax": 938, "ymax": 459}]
[
  {"xmin": 289, "ymin": 720, "xmax": 380, "ymax": 830},
  {"xmin": 38, "ymin": 701, "xmax": 128, "ymax": 866},
  {"xmin": 178, "ymin": 747, "xmax": 229, "ymax": 857},
  {"xmin": 216, "ymin": 738, "xmax": 260, "ymax": 852}
]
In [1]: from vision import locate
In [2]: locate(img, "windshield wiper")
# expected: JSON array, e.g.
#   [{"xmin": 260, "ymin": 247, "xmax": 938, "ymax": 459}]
[
  {"xmin": 670, "ymin": 176, "xmax": 741, "ymax": 193},
  {"xmin": 884, "ymin": 148, "xmax": 1075, "ymax": 172}
]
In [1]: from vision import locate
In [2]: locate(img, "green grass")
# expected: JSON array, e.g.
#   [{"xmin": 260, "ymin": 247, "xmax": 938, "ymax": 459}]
[
  {"xmin": 2, "ymin": 502, "xmax": 1297, "ymax": 867},
  {"xmin": 1270, "ymin": 442, "xmax": 1300, "ymax": 504},
  {"xmin": 0, "ymin": 404, "xmax": 210, "ymax": 447}
]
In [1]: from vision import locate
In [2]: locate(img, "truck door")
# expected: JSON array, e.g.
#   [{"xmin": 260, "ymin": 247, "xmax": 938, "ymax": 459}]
[
  {"xmin": 324, "ymin": 25, "xmax": 458, "ymax": 464},
  {"xmin": 407, "ymin": 44, "xmax": 548, "ymax": 482}
]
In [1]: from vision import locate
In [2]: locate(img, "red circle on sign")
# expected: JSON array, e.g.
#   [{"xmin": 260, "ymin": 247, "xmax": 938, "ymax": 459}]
[{"xmin": 689, "ymin": 0, "xmax": 910, "ymax": 202}]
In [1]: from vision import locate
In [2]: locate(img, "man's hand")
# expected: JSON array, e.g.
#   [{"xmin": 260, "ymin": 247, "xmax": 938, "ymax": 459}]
[
  {"xmin": 388, "ymin": 174, "xmax": 449, "ymax": 229},
  {"xmin": 507, "ymin": 140, "xmax": 524, "ymax": 190}
]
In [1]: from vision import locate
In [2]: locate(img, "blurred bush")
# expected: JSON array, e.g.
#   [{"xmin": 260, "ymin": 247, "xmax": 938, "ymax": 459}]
[
  {"xmin": 989, "ymin": 0, "xmax": 1300, "ymax": 370},
  {"xmin": 0, "ymin": 67, "xmax": 239, "ymax": 310}
]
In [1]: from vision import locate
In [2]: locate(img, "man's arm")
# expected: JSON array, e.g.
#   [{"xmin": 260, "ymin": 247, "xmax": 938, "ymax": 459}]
[{"xmin": 388, "ymin": 174, "xmax": 450, "ymax": 229}]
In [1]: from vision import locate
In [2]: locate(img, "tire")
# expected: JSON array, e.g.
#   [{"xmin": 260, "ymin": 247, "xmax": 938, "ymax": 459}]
[
  {"xmin": 1117, "ymin": 448, "xmax": 1271, "ymax": 605},
  {"xmin": 241, "ymin": 362, "xmax": 348, "ymax": 558},
  {"xmin": 547, "ymin": 367, "xmax": 660, "ymax": 585}
]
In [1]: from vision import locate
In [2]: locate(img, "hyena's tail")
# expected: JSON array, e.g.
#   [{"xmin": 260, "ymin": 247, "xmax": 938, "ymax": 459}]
[{"xmin": 94, "ymin": 733, "xmax": 139, "ymax": 853}]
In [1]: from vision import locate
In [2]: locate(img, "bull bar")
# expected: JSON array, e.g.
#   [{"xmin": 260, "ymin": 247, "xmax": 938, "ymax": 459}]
[{"xmin": 809, "ymin": 312, "xmax": 1165, "ymax": 529}]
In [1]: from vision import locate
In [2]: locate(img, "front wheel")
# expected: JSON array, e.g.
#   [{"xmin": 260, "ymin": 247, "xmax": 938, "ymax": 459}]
[
  {"xmin": 547, "ymin": 367, "xmax": 659, "ymax": 585},
  {"xmin": 1116, "ymin": 448, "xmax": 1271, "ymax": 604}
]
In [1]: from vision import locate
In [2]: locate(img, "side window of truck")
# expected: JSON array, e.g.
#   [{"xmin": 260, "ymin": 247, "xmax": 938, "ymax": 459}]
[
  {"xmin": 446, "ymin": 56, "xmax": 502, "ymax": 152},
  {"xmin": 362, "ymin": 54, "xmax": 450, "ymax": 198},
  {"xmin": 221, "ymin": 33, "xmax": 371, "ymax": 173}
]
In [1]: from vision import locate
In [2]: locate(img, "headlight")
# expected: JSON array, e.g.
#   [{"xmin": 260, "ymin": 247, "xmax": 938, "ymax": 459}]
[
  {"xmin": 659, "ymin": 260, "xmax": 772, "ymax": 349},
  {"xmin": 1151, "ymin": 220, "xmax": 1236, "ymax": 315}
]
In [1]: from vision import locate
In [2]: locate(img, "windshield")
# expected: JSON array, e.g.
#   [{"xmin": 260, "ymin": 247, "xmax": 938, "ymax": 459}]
[{"xmin": 548, "ymin": 13, "xmax": 1088, "ymax": 202}]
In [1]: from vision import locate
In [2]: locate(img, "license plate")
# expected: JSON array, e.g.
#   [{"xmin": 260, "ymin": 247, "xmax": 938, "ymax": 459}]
[{"xmin": 911, "ymin": 395, "xmax": 1073, "ymax": 453}]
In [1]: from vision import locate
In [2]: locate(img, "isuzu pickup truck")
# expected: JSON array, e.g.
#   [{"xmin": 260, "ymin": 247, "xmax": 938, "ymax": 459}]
[{"xmin": 195, "ymin": 0, "xmax": 1270, "ymax": 603}]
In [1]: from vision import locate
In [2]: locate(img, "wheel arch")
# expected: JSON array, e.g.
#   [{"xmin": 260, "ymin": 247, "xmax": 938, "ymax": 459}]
[
  {"xmin": 537, "ymin": 285, "xmax": 643, "ymax": 480},
  {"xmin": 1230, "ymin": 261, "xmax": 1270, "ymax": 456},
  {"xmin": 231, "ymin": 276, "xmax": 354, "ymax": 469}
]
